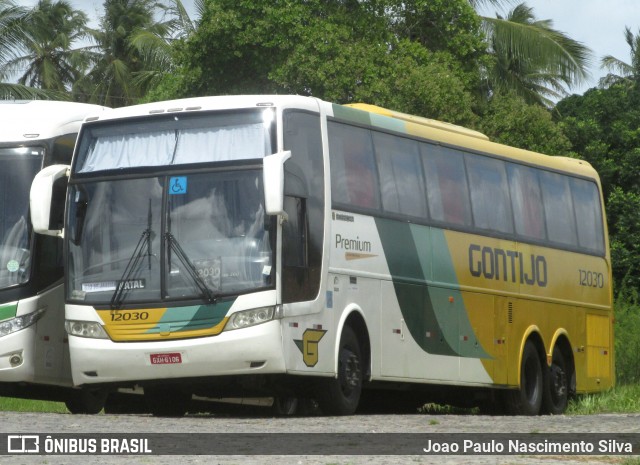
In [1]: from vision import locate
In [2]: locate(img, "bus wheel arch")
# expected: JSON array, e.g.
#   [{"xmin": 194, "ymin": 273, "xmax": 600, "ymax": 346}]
[
  {"xmin": 315, "ymin": 310, "xmax": 370, "ymax": 415},
  {"xmin": 341, "ymin": 311, "xmax": 371, "ymax": 380},
  {"xmin": 505, "ymin": 332, "xmax": 545, "ymax": 415},
  {"xmin": 542, "ymin": 333, "xmax": 574, "ymax": 415}
]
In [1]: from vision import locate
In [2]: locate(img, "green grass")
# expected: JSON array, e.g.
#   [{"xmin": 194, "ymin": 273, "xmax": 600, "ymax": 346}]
[
  {"xmin": 567, "ymin": 384, "xmax": 640, "ymax": 415},
  {"xmin": 620, "ymin": 459, "xmax": 640, "ymax": 465},
  {"xmin": 416, "ymin": 384, "xmax": 640, "ymax": 416},
  {"xmin": 2, "ymin": 383, "xmax": 640, "ymax": 415},
  {"xmin": 0, "ymin": 396, "xmax": 68, "ymax": 413}
]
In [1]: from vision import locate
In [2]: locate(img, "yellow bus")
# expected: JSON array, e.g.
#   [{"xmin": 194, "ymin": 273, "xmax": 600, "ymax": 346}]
[{"xmin": 31, "ymin": 96, "xmax": 613, "ymax": 416}]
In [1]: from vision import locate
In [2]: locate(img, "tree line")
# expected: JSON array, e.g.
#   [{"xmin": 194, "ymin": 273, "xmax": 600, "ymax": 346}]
[{"xmin": 2, "ymin": 0, "xmax": 640, "ymax": 292}]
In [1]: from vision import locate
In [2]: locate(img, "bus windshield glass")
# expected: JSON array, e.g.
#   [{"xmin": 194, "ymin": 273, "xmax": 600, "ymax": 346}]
[
  {"xmin": 74, "ymin": 110, "xmax": 274, "ymax": 173},
  {"xmin": 0, "ymin": 147, "xmax": 43, "ymax": 288},
  {"xmin": 68, "ymin": 170, "xmax": 273, "ymax": 306}
]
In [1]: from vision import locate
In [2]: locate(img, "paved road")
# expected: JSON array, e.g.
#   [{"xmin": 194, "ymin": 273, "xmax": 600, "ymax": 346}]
[{"xmin": 1, "ymin": 410, "xmax": 639, "ymax": 464}]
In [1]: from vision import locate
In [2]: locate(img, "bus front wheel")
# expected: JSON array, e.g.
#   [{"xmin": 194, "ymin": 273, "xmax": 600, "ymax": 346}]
[
  {"xmin": 65, "ymin": 387, "xmax": 108, "ymax": 414},
  {"xmin": 316, "ymin": 326, "xmax": 363, "ymax": 415},
  {"xmin": 505, "ymin": 340, "xmax": 543, "ymax": 415}
]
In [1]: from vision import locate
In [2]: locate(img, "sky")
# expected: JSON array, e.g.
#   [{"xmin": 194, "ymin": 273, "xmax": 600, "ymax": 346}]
[
  {"xmin": 14, "ymin": 0, "xmax": 639, "ymax": 97},
  {"xmin": 480, "ymin": 0, "xmax": 639, "ymax": 95}
]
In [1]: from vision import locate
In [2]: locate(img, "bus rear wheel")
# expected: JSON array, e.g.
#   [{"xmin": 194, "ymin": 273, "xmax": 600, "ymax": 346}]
[
  {"xmin": 316, "ymin": 326, "xmax": 362, "ymax": 415},
  {"xmin": 271, "ymin": 396, "xmax": 298, "ymax": 416},
  {"xmin": 542, "ymin": 345, "xmax": 569, "ymax": 415},
  {"xmin": 505, "ymin": 341, "xmax": 543, "ymax": 415}
]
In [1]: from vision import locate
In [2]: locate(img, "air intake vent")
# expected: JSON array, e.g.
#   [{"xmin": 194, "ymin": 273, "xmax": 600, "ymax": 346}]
[{"xmin": 508, "ymin": 302, "xmax": 513, "ymax": 324}]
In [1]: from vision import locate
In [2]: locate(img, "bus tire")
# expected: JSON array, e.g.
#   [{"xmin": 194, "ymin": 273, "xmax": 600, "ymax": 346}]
[
  {"xmin": 271, "ymin": 396, "xmax": 298, "ymax": 416},
  {"xmin": 65, "ymin": 387, "xmax": 108, "ymax": 414},
  {"xmin": 541, "ymin": 345, "xmax": 569, "ymax": 415},
  {"xmin": 144, "ymin": 386, "xmax": 191, "ymax": 417},
  {"xmin": 316, "ymin": 325, "xmax": 362, "ymax": 415},
  {"xmin": 505, "ymin": 340, "xmax": 543, "ymax": 415}
]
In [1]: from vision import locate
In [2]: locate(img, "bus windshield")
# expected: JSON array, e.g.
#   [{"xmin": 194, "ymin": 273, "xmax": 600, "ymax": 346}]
[
  {"xmin": 74, "ymin": 110, "xmax": 273, "ymax": 173},
  {"xmin": 0, "ymin": 147, "xmax": 43, "ymax": 289},
  {"xmin": 67, "ymin": 110, "xmax": 276, "ymax": 307}
]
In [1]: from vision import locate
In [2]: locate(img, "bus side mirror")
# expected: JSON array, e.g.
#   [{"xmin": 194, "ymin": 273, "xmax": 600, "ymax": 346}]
[
  {"xmin": 30, "ymin": 164, "xmax": 69, "ymax": 237},
  {"xmin": 263, "ymin": 150, "xmax": 291, "ymax": 219}
]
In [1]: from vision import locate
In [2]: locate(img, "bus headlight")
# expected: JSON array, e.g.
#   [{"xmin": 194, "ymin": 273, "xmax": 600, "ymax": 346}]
[
  {"xmin": 65, "ymin": 320, "xmax": 109, "ymax": 339},
  {"xmin": 225, "ymin": 307, "xmax": 275, "ymax": 331},
  {"xmin": 0, "ymin": 310, "xmax": 45, "ymax": 337}
]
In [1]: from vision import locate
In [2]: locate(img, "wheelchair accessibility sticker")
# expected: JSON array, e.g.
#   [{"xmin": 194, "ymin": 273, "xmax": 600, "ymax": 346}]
[{"xmin": 169, "ymin": 177, "xmax": 187, "ymax": 195}]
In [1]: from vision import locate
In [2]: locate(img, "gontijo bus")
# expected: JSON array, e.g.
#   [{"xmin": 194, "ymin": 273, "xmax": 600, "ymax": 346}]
[
  {"xmin": 0, "ymin": 100, "xmax": 109, "ymax": 413},
  {"xmin": 31, "ymin": 95, "xmax": 613, "ymax": 416}
]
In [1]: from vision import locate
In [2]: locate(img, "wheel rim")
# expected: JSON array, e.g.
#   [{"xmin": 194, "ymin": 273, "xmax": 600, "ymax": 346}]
[
  {"xmin": 549, "ymin": 349, "xmax": 568, "ymax": 405},
  {"xmin": 550, "ymin": 364, "xmax": 567, "ymax": 400},
  {"xmin": 339, "ymin": 348, "xmax": 361, "ymax": 397},
  {"xmin": 523, "ymin": 356, "xmax": 541, "ymax": 403}
]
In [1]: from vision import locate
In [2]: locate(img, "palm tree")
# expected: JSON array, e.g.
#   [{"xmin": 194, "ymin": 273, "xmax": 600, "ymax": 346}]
[
  {"xmin": 77, "ymin": 0, "xmax": 200, "ymax": 107},
  {"xmin": 0, "ymin": 0, "xmax": 63, "ymax": 99},
  {"xmin": 482, "ymin": 3, "xmax": 592, "ymax": 106},
  {"xmin": 600, "ymin": 27, "xmax": 640, "ymax": 88},
  {"xmin": 3, "ymin": 0, "xmax": 90, "ymax": 92},
  {"xmin": 73, "ymin": 0, "xmax": 162, "ymax": 106},
  {"xmin": 0, "ymin": 0, "xmax": 25, "ymax": 67},
  {"xmin": 474, "ymin": 2, "xmax": 592, "ymax": 106},
  {"xmin": 127, "ymin": 0, "xmax": 204, "ymax": 96}
]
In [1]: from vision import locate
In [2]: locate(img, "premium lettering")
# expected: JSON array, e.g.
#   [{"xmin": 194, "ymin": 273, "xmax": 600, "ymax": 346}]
[{"xmin": 335, "ymin": 234, "xmax": 372, "ymax": 253}]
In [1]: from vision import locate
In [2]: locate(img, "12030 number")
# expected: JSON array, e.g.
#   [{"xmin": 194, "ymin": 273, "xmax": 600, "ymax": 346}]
[
  {"xmin": 110, "ymin": 311, "xmax": 149, "ymax": 322},
  {"xmin": 579, "ymin": 269, "xmax": 604, "ymax": 288}
]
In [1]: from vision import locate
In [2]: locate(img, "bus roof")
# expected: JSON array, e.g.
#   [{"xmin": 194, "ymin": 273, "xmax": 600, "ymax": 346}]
[
  {"xmin": 0, "ymin": 100, "xmax": 108, "ymax": 143},
  {"xmin": 334, "ymin": 102, "xmax": 598, "ymax": 181},
  {"xmin": 68, "ymin": 94, "xmax": 597, "ymax": 181},
  {"xmin": 346, "ymin": 103, "xmax": 490, "ymax": 141},
  {"xmin": 79, "ymin": 95, "xmax": 322, "ymax": 123}
]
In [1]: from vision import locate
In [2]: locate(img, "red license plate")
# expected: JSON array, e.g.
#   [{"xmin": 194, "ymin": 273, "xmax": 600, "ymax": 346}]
[{"xmin": 150, "ymin": 353, "xmax": 182, "ymax": 365}]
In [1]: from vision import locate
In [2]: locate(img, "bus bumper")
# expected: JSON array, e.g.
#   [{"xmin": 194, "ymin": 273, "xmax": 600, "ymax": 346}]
[{"xmin": 68, "ymin": 320, "xmax": 286, "ymax": 386}]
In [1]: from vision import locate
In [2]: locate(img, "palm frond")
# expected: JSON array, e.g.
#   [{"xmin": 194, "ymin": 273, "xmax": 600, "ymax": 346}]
[
  {"xmin": 484, "ymin": 15, "xmax": 592, "ymax": 85},
  {"xmin": 0, "ymin": 81, "xmax": 69, "ymax": 100}
]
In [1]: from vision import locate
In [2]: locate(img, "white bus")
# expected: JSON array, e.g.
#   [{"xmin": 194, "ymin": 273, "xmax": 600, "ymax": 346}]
[
  {"xmin": 31, "ymin": 95, "xmax": 613, "ymax": 416},
  {"xmin": 0, "ymin": 100, "xmax": 110, "ymax": 413}
]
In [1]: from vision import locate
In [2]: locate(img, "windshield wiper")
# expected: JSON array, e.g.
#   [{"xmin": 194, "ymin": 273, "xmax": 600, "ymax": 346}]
[
  {"xmin": 110, "ymin": 200, "xmax": 154, "ymax": 310},
  {"xmin": 165, "ymin": 232, "xmax": 217, "ymax": 304}
]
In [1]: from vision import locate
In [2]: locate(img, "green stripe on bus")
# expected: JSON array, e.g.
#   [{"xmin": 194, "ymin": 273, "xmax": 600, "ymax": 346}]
[
  {"xmin": 0, "ymin": 303, "xmax": 17, "ymax": 322},
  {"xmin": 376, "ymin": 219, "xmax": 490, "ymax": 359},
  {"xmin": 146, "ymin": 300, "xmax": 234, "ymax": 334},
  {"xmin": 332, "ymin": 104, "xmax": 372, "ymax": 126},
  {"xmin": 375, "ymin": 218, "xmax": 457, "ymax": 356},
  {"xmin": 425, "ymin": 228, "xmax": 491, "ymax": 359},
  {"xmin": 369, "ymin": 113, "xmax": 406, "ymax": 133}
]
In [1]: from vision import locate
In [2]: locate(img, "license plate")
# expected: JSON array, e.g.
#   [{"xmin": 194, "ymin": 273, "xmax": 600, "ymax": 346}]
[{"xmin": 150, "ymin": 353, "xmax": 182, "ymax": 365}]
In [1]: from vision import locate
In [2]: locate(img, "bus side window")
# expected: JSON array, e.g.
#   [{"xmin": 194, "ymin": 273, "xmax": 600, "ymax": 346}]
[
  {"xmin": 283, "ymin": 111, "xmax": 324, "ymax": 303},
  {"xmin": 570, "ymin": 178, "xmax": 605, "ymax": 254},
  {"xmin": 508, "ymin": 164, "xmax": 546, "ymax": 241},
  {"xmin": 373, "ymin": 132, "xmax": 426, "ymax": 219},
  {"xmin": 329, "ymin": 122, "xmax": 380, "ymax": 210},
  {"xmin": 50, "ymin": 133, "xmax": 77, "ymax": 165},
  {"xmin": 466, "ymin": 155, "xmax": 514, "ymax": 235},
  {"xmin": 422, "ymin": 145, "xmax": 472, "ymax": 227},
  {"xmin": 282, "ymin": 196, "xmax": 307, "ymax": 268},
  {"xmin": 540, "ymin": 171, "xmax": 578, "ymax": 248}
]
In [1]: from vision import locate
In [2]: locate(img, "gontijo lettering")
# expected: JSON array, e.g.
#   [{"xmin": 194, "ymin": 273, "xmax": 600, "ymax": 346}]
[{"xmin": 468, "ymin": 244, "xmax": 547, "ymax": 287}]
